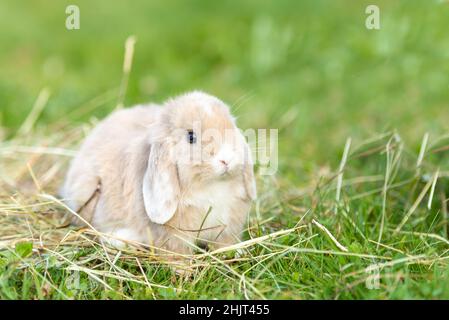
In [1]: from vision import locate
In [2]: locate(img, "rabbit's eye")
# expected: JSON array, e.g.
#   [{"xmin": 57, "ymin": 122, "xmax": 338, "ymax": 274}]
[{"xmin": 187, "ymin": 130, "xmax": 197, "ymax": 144}]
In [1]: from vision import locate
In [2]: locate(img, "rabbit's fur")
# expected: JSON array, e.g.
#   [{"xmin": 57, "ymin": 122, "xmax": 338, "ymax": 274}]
[{"xmin": 61, "ymin": 91, "xmax": 256, "ymax": 255}]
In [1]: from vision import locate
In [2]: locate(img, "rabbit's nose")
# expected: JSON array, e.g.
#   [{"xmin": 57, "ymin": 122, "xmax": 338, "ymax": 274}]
[
  {"xmin": 219, "ymin": 159, "xmax": 229, "ymax": 167},
  {"xmin": 219, "ymin": 159, "xmax": 231, "ymax": 173}
]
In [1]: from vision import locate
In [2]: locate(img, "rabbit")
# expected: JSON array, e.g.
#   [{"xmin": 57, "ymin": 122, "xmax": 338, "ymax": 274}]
[{"xmin": 61, "ymin": 91, "xmax": 257, "ymax": 256}]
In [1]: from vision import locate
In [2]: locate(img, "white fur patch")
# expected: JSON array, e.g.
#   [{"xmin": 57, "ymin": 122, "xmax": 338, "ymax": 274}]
[
  {"xmin": 102, "ymin": 228, "xmax": 142, "ymax": 248},
  {"xmin": 183, "ymin": 180, "xmax": 244, "ymax": 239},
  {"xmin": 183, "ymin": 91, "xmax": 226, "ymax": 115},
  {"xmin": 201, "ymin": 104, "xmax": 213, "ymax": 115}
]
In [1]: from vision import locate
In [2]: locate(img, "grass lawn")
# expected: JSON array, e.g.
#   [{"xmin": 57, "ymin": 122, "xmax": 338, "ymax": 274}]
[{"xmin": 1, "ymin": 0, "xmax": 449, "ymax": 299}]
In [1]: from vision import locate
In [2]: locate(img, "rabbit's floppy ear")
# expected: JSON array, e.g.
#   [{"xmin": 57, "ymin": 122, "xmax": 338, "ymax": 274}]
[{"xmin": 142, "ymin": 142, "xmax": 180, "ymax": 224}]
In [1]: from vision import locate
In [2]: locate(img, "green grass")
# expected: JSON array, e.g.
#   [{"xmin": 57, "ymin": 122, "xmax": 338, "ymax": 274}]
[{"xmin": 1, "ymin": 0, "xmax": 449, "ymax": 299}]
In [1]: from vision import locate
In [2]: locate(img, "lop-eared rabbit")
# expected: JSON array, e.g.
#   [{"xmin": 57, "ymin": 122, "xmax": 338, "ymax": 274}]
[{"xmin": 61, "ymin": 91, "xmax": 256, "ymax": 255}]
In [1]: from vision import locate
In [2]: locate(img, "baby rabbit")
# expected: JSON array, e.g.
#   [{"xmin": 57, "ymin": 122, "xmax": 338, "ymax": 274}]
[{"xmin": 61, "ymin": 91, "xmax": 256, "ymax": 255}]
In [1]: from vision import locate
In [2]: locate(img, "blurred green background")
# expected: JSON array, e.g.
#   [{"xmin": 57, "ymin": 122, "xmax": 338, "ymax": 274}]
[
  {"xmin": 1, "ymin": 0, "xmax": 449, "ymax": 166},
  {"xmin": 2, "ymin": 0, "xmax": 449, "ymax": 300}
]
